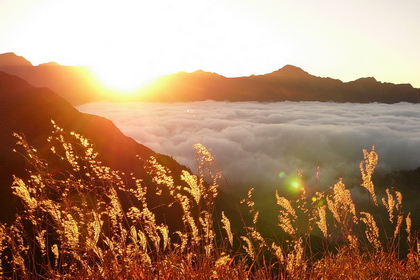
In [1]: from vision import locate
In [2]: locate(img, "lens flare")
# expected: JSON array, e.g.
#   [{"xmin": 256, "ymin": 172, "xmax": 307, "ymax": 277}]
[
  {"xmin": 291, "ymin": 180, "xmax": 300, "ymax": 188},
  {"xmin": 279, "ymin": 174, "xmax": 302, "ymax": 195},
  {"xmin": 278, "ymin": 171, "xmax": 304, "ymax": 195}
]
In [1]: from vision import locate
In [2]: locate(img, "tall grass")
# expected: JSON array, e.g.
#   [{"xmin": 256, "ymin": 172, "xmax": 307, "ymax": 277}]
[{"xmin": 1, "ymin": 121, "xmax": 419, "ymax": 279}]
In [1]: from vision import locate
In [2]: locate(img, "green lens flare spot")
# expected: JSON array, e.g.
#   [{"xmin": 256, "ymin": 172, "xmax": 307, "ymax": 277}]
[{"xmin": 291, "ymin": 180, "xmax": 300, "ymax": 188}]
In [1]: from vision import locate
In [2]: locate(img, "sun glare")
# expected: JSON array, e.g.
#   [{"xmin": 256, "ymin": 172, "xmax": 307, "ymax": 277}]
[{"xmin": 90, "ymin": 65, "xmax": 160, "ymax": 94}]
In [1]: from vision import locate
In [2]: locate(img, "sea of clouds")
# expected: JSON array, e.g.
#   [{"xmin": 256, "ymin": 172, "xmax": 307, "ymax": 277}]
[{"xmin": 77, "ymin": 101, "xmax": 420, "ymax": 196}]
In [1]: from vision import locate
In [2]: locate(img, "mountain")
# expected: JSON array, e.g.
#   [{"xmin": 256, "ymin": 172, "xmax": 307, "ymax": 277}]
[
  {"xmin": 0, "ymin": 52, "xmax": 107, "ymax": 105},
  {"xmin": 1, "ymin": 52, "xmax": 420, "ymax": 104},
  {"xmin": 0, "ymin": 52, "xmax": 33, "ymax": 67},
  {"xmin": 138, "ymin": 66, "xmax": 420, "ymax": 103},
  {"xmin": 0, "ymin": 71, "xmax": 192, "ymax": 225}
]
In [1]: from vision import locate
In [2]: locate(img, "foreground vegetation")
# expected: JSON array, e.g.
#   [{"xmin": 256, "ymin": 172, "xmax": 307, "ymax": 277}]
[{"xmin": 1, "ymin": 121, "xmax": 419, "ymax": 279}]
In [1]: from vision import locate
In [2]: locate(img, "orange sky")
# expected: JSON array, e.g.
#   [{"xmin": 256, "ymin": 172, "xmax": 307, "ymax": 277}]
[{"xmin": 2, "ymin": 0, "xmax": 420, "ymax": 90}]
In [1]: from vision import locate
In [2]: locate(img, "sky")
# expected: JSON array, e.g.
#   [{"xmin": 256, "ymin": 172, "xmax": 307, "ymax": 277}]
[
  {"xmin": 77, "ymin": 101, "xmax": 420, "ymax": 198},
  {"xmin": 2, "ymin": 0, "xmax": 420, "ymax": 90}
]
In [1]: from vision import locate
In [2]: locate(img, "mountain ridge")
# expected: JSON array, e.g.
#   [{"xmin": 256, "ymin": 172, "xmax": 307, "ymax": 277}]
[
  {"xmin": 0, "ymin": 52, "xmax": 34, "ymax": 67},
  {"xmin": 1, "ymin": 52, "xmax": 419, "ymax": 105},
  {"xmin": 265, "ymin": 64, "xmax": 311, "ymax": 77},
  {"xmin": 0, "ymin": 53, "xmax": 106, "ymax": 104}
]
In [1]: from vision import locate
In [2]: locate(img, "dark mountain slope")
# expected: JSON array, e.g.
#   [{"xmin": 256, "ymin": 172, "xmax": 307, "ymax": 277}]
[
  {"xmin": 0, "ymin": 71, "xmax": 189, "ymax": 224},
  {"xmin": 0, "ymin": 70, "xmax": 244, "ymax": 242}
]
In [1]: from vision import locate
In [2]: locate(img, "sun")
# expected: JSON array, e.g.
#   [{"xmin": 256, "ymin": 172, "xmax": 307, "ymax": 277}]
[{"xmin": 90, "ymin": 64, "xmax": 160, "ymax": 94}]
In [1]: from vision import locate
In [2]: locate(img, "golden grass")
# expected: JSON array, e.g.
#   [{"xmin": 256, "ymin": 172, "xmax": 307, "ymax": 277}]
[{"xmin": 1, "ymin": 121, "xmax": 419, "ymax": 279}]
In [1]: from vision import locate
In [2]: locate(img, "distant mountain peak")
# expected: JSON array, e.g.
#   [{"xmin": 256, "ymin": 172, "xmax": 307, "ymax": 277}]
[
  {"xmin": 191, "ymin": 69, "xmax": 226, "ymax": 78},
  {"xmin": 268, "ymin": 65, "xmax": 310, "ymax": 77},
  {"xmin": 38, "ymin": 62, "xmax": 63, "ymax": 67},
  {"xmin": 0, "ymin": 52, "xmax": 33, "ymax": 67},
  {"xmin": 353, "ymin": 77, "xmax": 378, "ymax": 83}
]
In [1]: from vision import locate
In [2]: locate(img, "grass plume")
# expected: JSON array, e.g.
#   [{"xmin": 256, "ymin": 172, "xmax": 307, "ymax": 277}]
[{"xmin": 1, "ymin": 122, "xmax": 419, "ymax": 279}]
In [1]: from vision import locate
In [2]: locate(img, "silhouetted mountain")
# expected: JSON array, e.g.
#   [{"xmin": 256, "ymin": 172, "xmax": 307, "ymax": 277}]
[
  {"xmin": 1, "ymin": 52, "xmax": 420, "ymax": 105},
  {"xmin": 0, "ymin": 71, "xmax": 191, "ymax": 225},
  {"xmin": 0, "ymin": 53, "xmax": 107, "ymax": 105},
  {"xmin": 138, "ymin": 65, "xmax": 420, "ymax": 103},
  {"xmin": 0, "ymin": 52, "xmax": 33, "ymax": 67}
]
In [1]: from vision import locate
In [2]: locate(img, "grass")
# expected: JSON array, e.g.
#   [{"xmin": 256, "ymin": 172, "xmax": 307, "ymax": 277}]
[{"xmin": 1, "ymin": 121, "xmax": 419, "ymax": 279}]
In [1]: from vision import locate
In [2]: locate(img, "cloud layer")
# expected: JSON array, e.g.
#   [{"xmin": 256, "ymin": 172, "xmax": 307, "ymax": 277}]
[{"xmin": 77, "ymin": 101, "xmax": 420, "ymax": 195}]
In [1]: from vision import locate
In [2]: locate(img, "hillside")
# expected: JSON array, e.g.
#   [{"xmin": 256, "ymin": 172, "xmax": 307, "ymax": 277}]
[{"xmin": 0, "ymin": 71, "xmax": 190, "ymax": 225}]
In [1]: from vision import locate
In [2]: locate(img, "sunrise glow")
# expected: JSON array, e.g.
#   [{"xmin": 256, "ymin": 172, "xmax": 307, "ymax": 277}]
[
  {"xmin": 90, "ymin": 65, "xmax": 160, "ymax": 93},
  {"xmin": 2, "ymin": 0, "xmax": 420, "ymax": 88}
]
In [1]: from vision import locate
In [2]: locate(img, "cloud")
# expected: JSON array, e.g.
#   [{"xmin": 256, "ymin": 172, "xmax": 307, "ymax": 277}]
[{"xmin": 77, "ymin": 101, "xmax": 420, "ymax": 197}]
